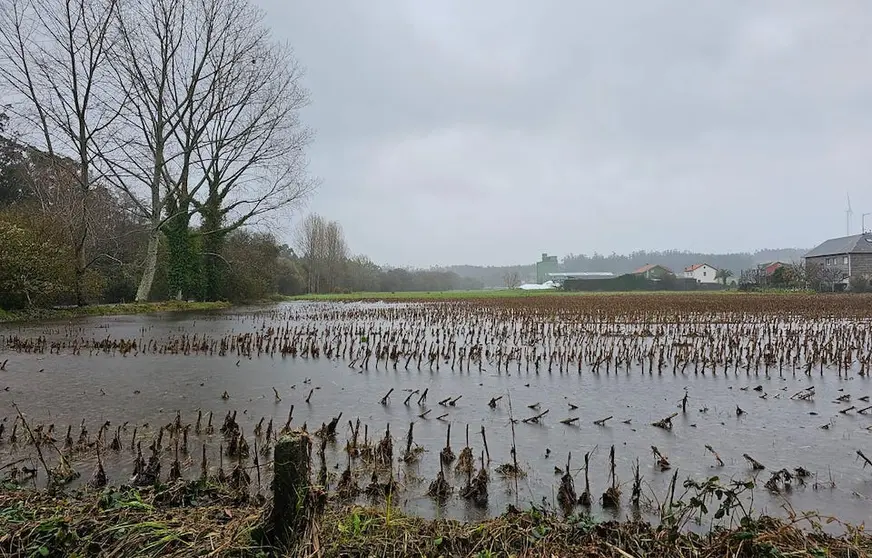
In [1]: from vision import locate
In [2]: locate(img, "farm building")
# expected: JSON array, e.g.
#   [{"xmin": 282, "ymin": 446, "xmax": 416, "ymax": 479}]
[
  {"xmin": 547, "ymin": 272, "xmax": 615, "ymax": 286},
  {"xmin": 804, "ymin": 233, "xmax": 872, "ymax": 287},
  {"xmin": 683, "ymin": 263, "xmax": 719, "ymax": 284},
  {"xmin": 758, "ymin": 261, "xmax": 788, "ymax": 277},
  {"xmin": 631, "ymin": 264, "xmax": 673, "ymax": 280},
  {"xmin": 536, "ymin": 253, "xmax": 559, "ymax": 283}
]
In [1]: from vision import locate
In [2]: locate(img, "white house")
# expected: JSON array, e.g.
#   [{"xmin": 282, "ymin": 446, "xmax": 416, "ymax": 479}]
[{"xmin": 684, "ymin": 263, "xmax": 719, "ymax": 284}]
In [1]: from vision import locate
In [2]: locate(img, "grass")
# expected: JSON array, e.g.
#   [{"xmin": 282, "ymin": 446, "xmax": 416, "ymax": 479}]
[
  {"xmin": 285, "ymin": 288, "xmax": 813, "ymax": 302},
  {"xmin": 0, "ymin": 300, "xmax": 231, "ymax": 323},
  {"xmin": 2, "ymin": 483, "xmax": 868, "ymax": 558},
  {"xmin": 311, "ymin": 505, "xmax": 871, "ymax": 558},
  {"xmin": 0, "ymin": 482, "xmax": 267, "ymax": 558}
]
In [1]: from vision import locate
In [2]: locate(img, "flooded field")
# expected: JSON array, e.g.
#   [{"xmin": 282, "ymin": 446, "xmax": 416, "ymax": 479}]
[{"xmin": 1, "ymin": 296, "xmax": 871, "ymax": 526}]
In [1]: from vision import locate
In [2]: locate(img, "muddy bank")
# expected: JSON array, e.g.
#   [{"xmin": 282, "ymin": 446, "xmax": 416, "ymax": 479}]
[{"xmin": 0, "ymin": 301, "xmax": 231, "ymax": 324}]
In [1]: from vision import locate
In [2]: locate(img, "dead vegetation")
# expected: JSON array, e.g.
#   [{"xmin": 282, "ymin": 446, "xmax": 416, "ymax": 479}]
[
  {"xmin": 2, "ymin": 481, "xmax": 869, "ymax": 558},
  {"xmin": 311, "ymin": 504, "xmax": 872, "ymax": 558}
]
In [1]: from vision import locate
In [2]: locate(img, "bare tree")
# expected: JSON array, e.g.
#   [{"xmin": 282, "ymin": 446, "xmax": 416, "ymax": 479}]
[
  {"xmin": 0, "ymin": 0, "xmax": 122, "ymax": 305},
  {"xmin": 109, "ymin": 0, "xmax": 245, "ymax": 300},
  {"xmin": 104, "ymin": 0, "xmax": 313, "ymax": 302},
  {"xmin": 323, "ymin": 221, "xmax": 348, "ymax": 293},
  {"xmin": 191, "ymin": 0, "xmax": 314, "ymax": 299},
  {"xmin": 294, "ymin": 213, "xmax": 348, "ymax": 294},
  {"xmin": 295, "ymin": 213, "xmax": 325, "ymax": 294},
  {"xmin": 739, "ymin": 267, "xmax": 764, "ymax": 288},
  {"xmin": 812, "ymin": 263, "xmax": 845, "ymax": 293},
  {"xmin": 786, "ymin": 261, "xmax": 808, "ymax": 289},
  {"xmin": 107, "ymin": 0, "xmax": 190, "ymax": 301},
  {"xmin": 503, "ymin": 270, "xmax": 521, "ymax": 289}
]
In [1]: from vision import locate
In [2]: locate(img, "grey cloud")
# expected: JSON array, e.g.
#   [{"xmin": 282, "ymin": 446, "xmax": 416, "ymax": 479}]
[{"xmin": 259, "ymin": 0, "xmax": 872, "ymax": 267}]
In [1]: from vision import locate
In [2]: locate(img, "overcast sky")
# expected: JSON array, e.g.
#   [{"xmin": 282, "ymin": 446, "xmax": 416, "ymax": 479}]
[{"xmin": 257, "ymin": 0, "xmax": 872, "ymax": 267}]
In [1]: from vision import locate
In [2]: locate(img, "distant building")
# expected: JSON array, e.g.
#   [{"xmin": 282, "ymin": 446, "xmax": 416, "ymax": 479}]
[
  {"xmin": 631, "ymin": 264, "xmax": 673, "ymax": 281},
  {"xmin": 536, "ymin": 253, "xmax": 559, "ymax": 283},
  {"xmin": 683, "ymin": 263, "xmax": 719, "ymax": 284},
  {"xmin": 804, "ymin": 233, "xmax": 872, "ymax": 286},
  {"xmin": 758, "ymin": 261, "xmax": 788, "ymax": 277},
  {"xmin": 547, "ymin": 272, "xmax": 615, "ymax": 286}
]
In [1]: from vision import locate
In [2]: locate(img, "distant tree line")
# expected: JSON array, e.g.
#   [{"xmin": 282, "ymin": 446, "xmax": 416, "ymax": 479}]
[{"xmin": 290, "ymin": 213, "xmax": 483, "ymax": 295}]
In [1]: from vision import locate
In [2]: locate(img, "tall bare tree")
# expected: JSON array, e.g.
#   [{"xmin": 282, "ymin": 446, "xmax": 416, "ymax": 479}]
[
  {"xmin": 109, "ymin": 0, "xmax": 233, "ymax": 300},
  {"xmin": 323, "ymin": 220, "xmax": 348, "ymax": 293},
  {"xmin": 295, "ymin": 213, "xmax": 325, "ymax": 294},
  {"xmin": 191, "ymin": 0, "xmax": 314, "ymax": 300},
  {"xmin": 294, "ymin": 213, "xmax": 348, "ymax": 294},
  {"xmin": 108, "ymin": 0, "xmax": 313, "ymax": 301},
  {"xmin": 107, "ymin": 0, "xmax": 188, "ymax": 301},
  {"xmin": 503, "ymin": 270, "xmax": 521, "ymax": 289},
  {"xmin": 0, "ymin": 0, "xmax": 121, "ymax": 305}
]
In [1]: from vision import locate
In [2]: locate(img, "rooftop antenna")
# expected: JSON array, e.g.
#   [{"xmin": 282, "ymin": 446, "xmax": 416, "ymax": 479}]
[{"xmin": 846, "ymin": 192, "xmax": 853, "ymax": 236}]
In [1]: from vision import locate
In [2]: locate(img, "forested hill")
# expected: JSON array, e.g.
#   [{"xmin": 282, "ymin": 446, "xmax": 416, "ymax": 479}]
[{"xmin": 446, "ymin": 248, "xmax": 808, "ymax": 288}]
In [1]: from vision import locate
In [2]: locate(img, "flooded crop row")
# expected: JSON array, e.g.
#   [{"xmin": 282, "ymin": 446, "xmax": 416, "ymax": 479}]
[{"xmin": 1, "ymin": 295, "xmax": 871, "ymax": 525}]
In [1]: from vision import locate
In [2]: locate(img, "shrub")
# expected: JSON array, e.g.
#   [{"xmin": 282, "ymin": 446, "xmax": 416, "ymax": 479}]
[
  {"xmin": 0, "ymin": 220, "xmax": 73, "ymax": 309},
  {"xmin": 849, "ymin": 275, "xmax": 871, "ymax": 293}
]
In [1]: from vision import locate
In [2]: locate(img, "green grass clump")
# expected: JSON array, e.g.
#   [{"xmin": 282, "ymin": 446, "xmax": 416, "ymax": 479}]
[{"xmin": 0, "ymin": 483, "xmax": 267, "ymax": 558}]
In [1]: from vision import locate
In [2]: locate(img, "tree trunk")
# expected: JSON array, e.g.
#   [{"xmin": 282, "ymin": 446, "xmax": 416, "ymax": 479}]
[
  {"xmin": 199, "ymin": 201, "xmax": 225, "ymax": 301},
  {"xmin": 75, "ymin": 154, "xmax": 89, "ymax": 307},
  {"xmin": 201, "ymin": 231, "xmax": 225, "ymax": 301},
  {"xmin": 74, "ymin": 260, "xmax": 86, "ymax": 306},
  {"xmin": 135, "ymin": 230, "xmax": 160, "ymax": 302},
  {"xmin": 165, "ymin": 213, "xmax": 195, "ymax": 301}
]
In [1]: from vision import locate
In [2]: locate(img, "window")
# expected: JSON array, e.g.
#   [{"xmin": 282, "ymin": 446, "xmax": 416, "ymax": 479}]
[
  {"xmin": 844, "ymin": 256, "xmax": 849, "ymax": 265},
  {"xmin": 703, "ymin": 271, "xmax": 706, "ymax": 277}
]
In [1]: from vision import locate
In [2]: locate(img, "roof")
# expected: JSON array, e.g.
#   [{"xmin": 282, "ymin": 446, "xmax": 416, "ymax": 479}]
[
  {"xmin": 804, "ymin": 233, "xmax": 872, "ymax": 258},
  {"xmin": 632, "ymin": 264, "xmax": 672, "ymax": 275},
  {"xmin": 684, "ymin": 263, "xmax": 716, "ymax": 272},
  {"xmin": 763, "ymin": 262, "xmax": 786, "ymax": 275},
  {"xmin": 549, "ymin": 272, "xmax": 615, "ymax": 280}
]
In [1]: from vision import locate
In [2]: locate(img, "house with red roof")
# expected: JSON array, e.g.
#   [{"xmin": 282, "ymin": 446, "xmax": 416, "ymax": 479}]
[
  {"xmin": 631, "ymin": 264, "xmax": 673, "ymax": 280},
  {"xmin": 759, "ymin": 261, "xmax": 787, "ymax": 277},
  {"xmin": 683, "ymin": 263, "xmax": 719, "ymax": 284}
]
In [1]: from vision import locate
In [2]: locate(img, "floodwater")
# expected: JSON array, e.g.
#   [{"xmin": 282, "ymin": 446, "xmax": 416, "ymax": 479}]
[{"xmin": 1, "ymin": 302, "xmax": 871, "ymax": 527}]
